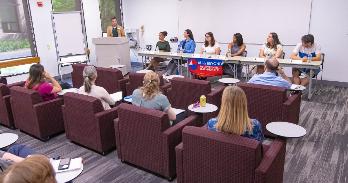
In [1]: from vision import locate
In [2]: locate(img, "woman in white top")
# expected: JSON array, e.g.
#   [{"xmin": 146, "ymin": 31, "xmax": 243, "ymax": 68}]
[
  {"xmin": 257, "ymin": 32, "xmax": 283, "ymax": 74},
  {"xmin": 78, "ymin": 66, "xmax": 115, "ymax": 110},
  {"xmin": 200, "ymin": 32, "xmax": 221, "ymax": 55}
]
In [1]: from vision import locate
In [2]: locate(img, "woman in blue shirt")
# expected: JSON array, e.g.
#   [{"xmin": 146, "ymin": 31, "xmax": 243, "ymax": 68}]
[
  {"xmin": 207, "ymin": 86, "xmax": 264, "ymax": 142},
  {"xmin": 177, "ymin": 29, "xmax": 196, "ymax": 53},
  {"xmin": 165, "ymin": 29, "xmax": 196, "ymax": 75}
]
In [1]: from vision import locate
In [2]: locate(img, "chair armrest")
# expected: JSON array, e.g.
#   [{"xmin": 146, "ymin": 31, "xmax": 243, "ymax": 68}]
[
  {"xmin": 282, "ymin": 93, "xmax": 301, "ymax": 124},
  {"xmin": 175, "ymin": 142, "xmax": 184, "ymax": 183},
  {"xmin": 125, "ymin": 83, "xmax": 131, "ymax": 96},
  {"xmin": 7, "ymin": 81, "xmax": 25, "ymax": 88},
  {"xmin": 162, "ymin": 114, "xmax": 199, "ymax": 179},
  {"xmin": 95, "ymin": 107, "xmax": 119, "ymax": 151},
  {"xmin": 118, "ymin": 78, "xmax": 129, "ymax": 96},
  {"xmin": 255, "ymin": 139, "xmax": 286, "ymax": 183}
]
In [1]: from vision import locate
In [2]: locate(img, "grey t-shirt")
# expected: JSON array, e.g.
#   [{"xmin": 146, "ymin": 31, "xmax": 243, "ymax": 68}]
[{"xmin": 132, "ymin": 89, "xmax": 171, "ymax": 112}]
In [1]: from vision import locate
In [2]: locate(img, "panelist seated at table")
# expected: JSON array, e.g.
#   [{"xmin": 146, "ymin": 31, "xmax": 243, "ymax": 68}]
[
  {"xmin": 165, "ymin": 29, "xmax": 196, "ymax": 75},
  {"xmin": 224, "ymin": 33, "xmax": 247, "ymax": 78},
  {"xmin": 0, "ymin": 144, "xmax": 34, "ymax": 172},
  {"xmin": 78, "ymin": 66, "xmax": 116, "ymax": 110},
  {"xmin": 131, "ymin": 71, "xmax": 177, "ymax": 123},
  {"xmin": 200, "ymin": 32, "xmax": 221, "ymax": 55},
  {"xmin": 290, "ymin": 34, "xmax": 322, "ymax": 86},
  {"xmin": 147, "ymin": 31, "xmax": 171, "ymax": 71},
  {"xmin": 0, "ymin": 155, "xmax": 56, "ymax": 183},
  {"xmin": 177, "ymin": 29, "xmax": 196, "ymax": 54},
  {"xmin": 248, "ymin": 58, "xmax": 292, "ymax": 89},
  {"xmin": 24, "ymin": 64, "xmax": 62, "ymax": 101},
  {"xmin": 106, "ymin": 17, "xmax": 125, "ymax": 37},
  {"xmin": 207, "ymin": 86, "xmax": 264, "ymax": 142},
  {"xmin": 257, "ymin": 32, "xmax": 284, "ymax": 74}
]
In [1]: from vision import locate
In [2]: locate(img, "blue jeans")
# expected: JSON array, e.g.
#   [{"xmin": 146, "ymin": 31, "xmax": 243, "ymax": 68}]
[{"xmin": 7, "ymin": 144, "xmax": 34, "ymax": 158}]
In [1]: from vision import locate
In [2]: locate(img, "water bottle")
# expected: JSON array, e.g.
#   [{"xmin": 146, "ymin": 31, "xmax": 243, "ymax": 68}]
[
  {"xmin": 307, "ymin": 53, "xmax": 312, "ymax": 63},
  {"xmin": 200, "ymin": 95, "xmax": 206, "ymax": 107}
]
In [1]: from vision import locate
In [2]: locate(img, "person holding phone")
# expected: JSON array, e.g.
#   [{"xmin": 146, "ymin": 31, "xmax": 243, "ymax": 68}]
[
  {"xmin": 25, "ymin": 64, "xmax": 62, "ymax": 101},
  {"xmin": 248, "ymin": 58, "xmax": 291, "ymax": 89}
]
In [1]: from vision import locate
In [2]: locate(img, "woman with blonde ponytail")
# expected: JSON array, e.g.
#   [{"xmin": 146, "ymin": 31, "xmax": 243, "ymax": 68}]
[
  {"xmin": 132, "ymin": 71, "xmax": 176, "ymax": 122},
  {"xmin": 207, "ymin": 86, "xmax": 264, "ymax": 141},
  {"xmin": 78, "ymin": 66, "xmax": 115, "ymax": 110}
]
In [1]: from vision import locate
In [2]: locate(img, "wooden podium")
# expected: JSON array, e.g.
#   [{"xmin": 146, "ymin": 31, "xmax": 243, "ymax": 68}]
[{"xmin": 92, "ymin": 37, "xmax": 131, "ymax": 75}]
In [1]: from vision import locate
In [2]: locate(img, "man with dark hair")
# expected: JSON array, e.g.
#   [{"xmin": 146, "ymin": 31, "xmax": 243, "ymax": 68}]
[
  {"xmin": 248, "ymin": 58, "xmax": 292, "ymax": 89},
  {"xmin": 290, "ymin": 34, "xmax": 322, "ymax": 86},
  {"xmin": 106, "ymin": 17, "xmax": 125, "ymax": 37}
]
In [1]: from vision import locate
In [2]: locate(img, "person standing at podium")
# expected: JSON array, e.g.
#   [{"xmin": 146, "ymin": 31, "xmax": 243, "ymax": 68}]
[{"xmin": 106, "ymin": 17, "xmax": 125, "ymax": 37}]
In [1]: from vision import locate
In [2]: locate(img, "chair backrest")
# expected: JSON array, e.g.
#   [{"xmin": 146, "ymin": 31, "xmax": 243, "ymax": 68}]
[
  {"xmin": 117, "ymin": 103, "xmax": 171, "ymax": 168},
  {"xmin": 0, "ymin": 84, "xmax": 12, "ymax": 126},
  {"xmin": 95, "ymin": 67, "xmax": 123, "ymax": 93},
  {"xmin": 10, "ymin": 86, "xmax": 43, "ymax": 129},
  {"xmin": 238, "ymin": 83, "xmax": 287, "ymax": 130},
  {"xmin": 168, "ymin": 78, "xmax": 211, "ymax": 109},
  {"xmin": 63, "ymin": 93, "xmax": 104, "ymax": 145},
  {"xmin": 71, "ymin": 64, "xmax": 88, "ymax": 88},
  {"xmin": 126, "ymin": 72, "xmax": 166, "ymax": 96},
  {"xmin": 181, "ymin": 126, "xmax": 262, "ymax": 183}
]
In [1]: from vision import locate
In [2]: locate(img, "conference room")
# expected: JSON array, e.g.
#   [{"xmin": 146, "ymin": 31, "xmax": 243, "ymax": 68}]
[{"xmin": 0, "ymin": 0, "xmax": 347, "ymax": 182}]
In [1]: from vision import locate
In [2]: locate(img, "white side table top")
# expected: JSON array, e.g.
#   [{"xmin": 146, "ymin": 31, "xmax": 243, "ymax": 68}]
[
  {"xmin": 110, "ymin": 91, "xmax": 123, "ymax": 102},
  {"xmin": 218, "ymin": 78, "xmax": 240, "ymax": 85},
  {"xmin": 136, "ymin": 69, "xmax": 152, "ymax": 74},
  {"xmin": 110, "ymin": 64, "xmax": 125, "ymax": 69},
  {"xmin": 54, "ymin": 159, "xmax": 84, "ymax": 183},
  {"xmin": 0, "ymin": 133, "xmax": 19, "ymax": 148},
  {"xmin": 290, "ymin": 84, "xmax": 306, "ymax": 91},
  {"xmin": 266, "ymin": 122, "xmax": 306, "ymax": 138},
  {"xmin": 164, "ymin": 75, "xmax": 184, "ymax": 80},
  {"xmin": 188, "ymin": 103, "xmax": 218, "ymax": 113},
  {"xmin": 57, "ymin": 88, "xmax": 79, "ymax": 96}
]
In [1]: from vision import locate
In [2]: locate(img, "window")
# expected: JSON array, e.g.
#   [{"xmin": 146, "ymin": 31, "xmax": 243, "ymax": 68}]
[
  {"xmin": 52, "ymin": 0, "xmax": 81, "ymax": 12},
  {"xmin": 0, "ymin": 0, "xmax": 36, "ymax": 61},
  {"xmin": 99, "ymin": 0, "xmax": 122, "ymax": 33}
]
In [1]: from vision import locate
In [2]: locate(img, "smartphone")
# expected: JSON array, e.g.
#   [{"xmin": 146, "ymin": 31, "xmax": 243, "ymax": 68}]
[{"xmin": 58, "ymin": 158, "xmax": 71, "ymax": 170}]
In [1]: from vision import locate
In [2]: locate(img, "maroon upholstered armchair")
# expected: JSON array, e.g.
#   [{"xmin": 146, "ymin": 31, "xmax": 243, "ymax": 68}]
[
  {"xmin": 166, "ymin": 78, "xmax": 225, "ymax": 125},
  {"xmin": 71, "ymin": 63, "xmax": 87, "ymax": 88},
  {"xmin": 176, "ymin": 126, "xmax": 286, "ymax": 183},
  {"xmin": 10, "ymin": 86, "xmax": 64, "ymax": 141},
  {"xmin": 95, "ymin": 67, "xmax": 128, "ymax": 94},
  {"xmin": 238, "ymin": 83, "xmax": 301, "ymax": 136},
  {"xmin": 62, "ymin": 93, "xmax": 117, "ymax": 155},
  {"xmin": 115, "ymin": 103, "xmax": 200, "ymax": 180},
  {"xmin": 125, "ymin": 72, "xmax": 171, "ymax": 96},
  {"xmin": 0, "ymin": 82, "xmax": 25, "ymax": 128}
]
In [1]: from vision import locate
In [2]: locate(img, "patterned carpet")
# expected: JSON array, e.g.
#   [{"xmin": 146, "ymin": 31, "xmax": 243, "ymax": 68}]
[{"xmin": 0, "ymin": 83, "xmax": 347, "ymax": 183}]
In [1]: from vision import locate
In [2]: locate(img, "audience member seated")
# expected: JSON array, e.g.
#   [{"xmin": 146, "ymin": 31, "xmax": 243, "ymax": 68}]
[
  {"xmin": 224, "ymin": 33, "xmax": 246, "ymax": 78},
  {"xmin": 147, "ymin": 31, "xmax": 171, "ymax": 71},
  {"xmin": 0, "ymin": 155, "xmax": 56, "ymax": 183},
  {"xmin": 78, "ymin": 66, "xmax": 115, "ymax": 110},
  {"xmin": 24, "ymin": 64, "xmax": 62, "ymax": 101},
  {"xmin": 0, "ymin": 144, "xmax": 34, "ymax": 172},
  {"xmin": 290, "ymin": 34, "xmax": 322, "ymax": 86},
  {"xmin": 257, "ymin": 32, "xmax": 283, "ymax": 74},
  {"xmin": 200, "ymin": 32, "xmax": 221, "ymax": 55},
  {"xmin": 248, "ymin": 58, "xmax": 292, "ymax": 89},
  {"xmin": 165, "ymin": 29, "xmax": 196, "ymax": 75},
  {"xmin": 132, "ymin": 71, "xmax": 176, "ymax": 122},
  {"xmin": 207, "ymin": 86, "xmax": 264, "ymax": 141}
]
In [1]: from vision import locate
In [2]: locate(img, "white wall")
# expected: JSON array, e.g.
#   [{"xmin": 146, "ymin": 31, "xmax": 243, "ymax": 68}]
[
  {"xmin": 122, "ymin": 0, "xmax": 348, "ymax": 83},
  {"xmin": 310, "ymin": 0, "xmax": 348, "ymax": 82}
]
